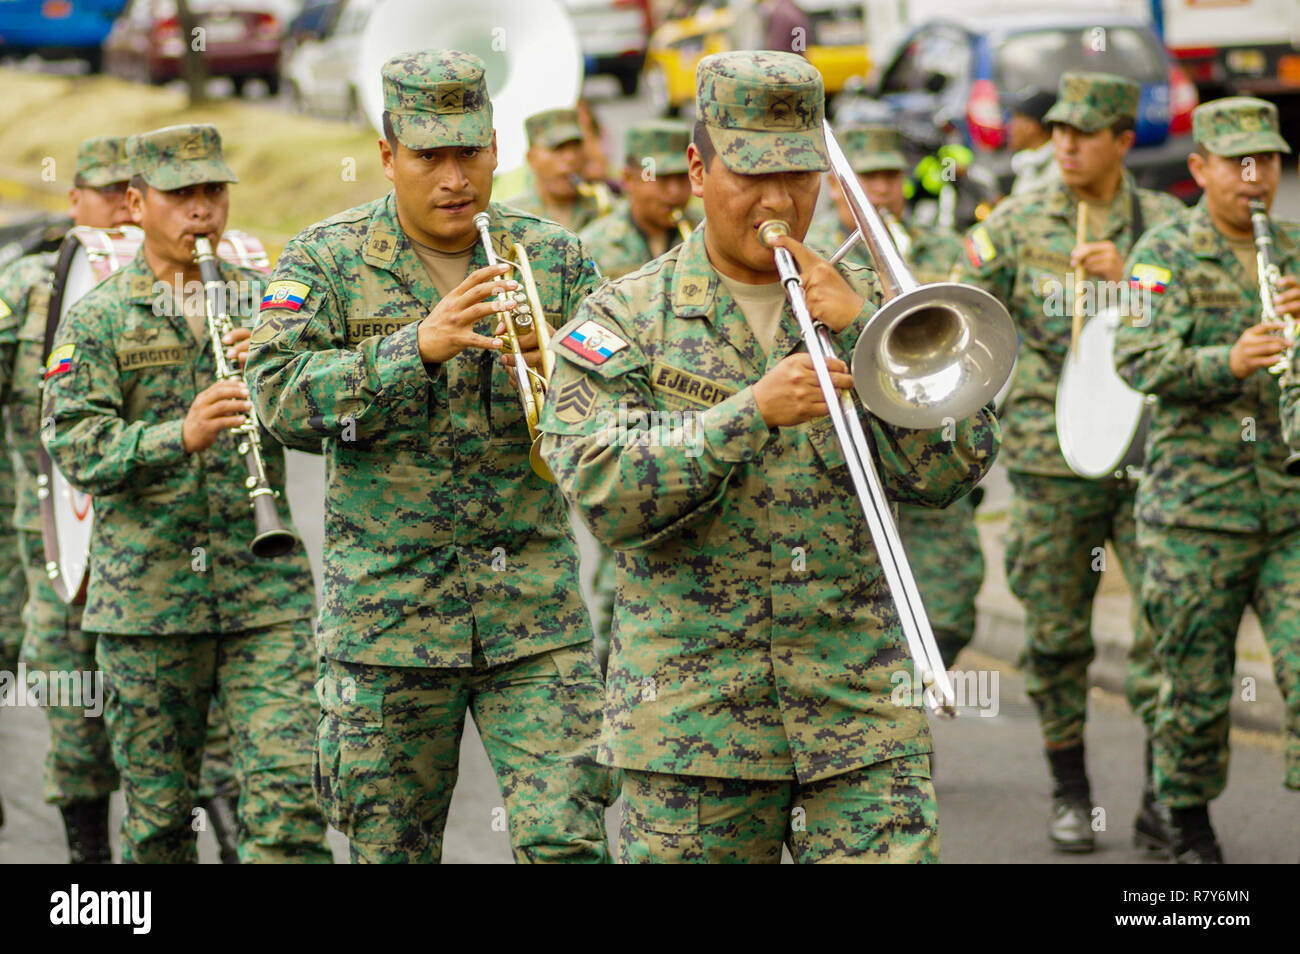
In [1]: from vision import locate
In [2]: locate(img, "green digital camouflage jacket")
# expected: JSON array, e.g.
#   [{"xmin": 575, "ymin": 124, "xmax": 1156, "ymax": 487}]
[
  {"xmin": 805, "ymin": 215, "xmax": 962, "ymax": 285},
  {"xmin": 503, "ymin": 186, "xmax": 605, "ymax": 235},
  {"xmin": 538, "ymin": 226, "xmax": 1001, "ymax": 783},
  {"xmin": 0, "ymin": 252, "xmax": 56, "ymax": 531},
  {"xmin": 244, "ymin": 194, "xmax": 601, "ymax": 668},
  {"xmin": 42, "ymin": 249, "xmax": 316, "ymax": 635},
  {"xmin": 578, "ymin": 200, "xmax": 699, "ymax": 280},
  {"xmin": 950, "ymin": 175, "xmax": 1184, "ymax": 476},
  {"xmin": 1117, "ymin": 198, "xmax": 1300, "ymax": 533}
]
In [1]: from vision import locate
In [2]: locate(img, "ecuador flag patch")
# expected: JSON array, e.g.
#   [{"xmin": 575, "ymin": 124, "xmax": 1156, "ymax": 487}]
[
  {"xmin": 965, "ymin": 227, "xmax": 997, "ymax": 268},
  {"xmin": 44, "ymin": 343, "xmax": 75, "ymax": 379},
  {"xmin": 1129, "ymin": 264, "xmax": 1171, "ymax": 295},
  {"xmin": 260, "ymin": 279, "xmax": 311, "ymax": 312}
]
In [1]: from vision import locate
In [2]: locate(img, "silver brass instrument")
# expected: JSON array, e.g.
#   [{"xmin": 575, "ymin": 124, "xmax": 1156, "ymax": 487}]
[
  {"xmin": 473, "ymin": 211, "xmax": 556, "ymax": 482},
  {"xmin": 756, "ymin": 124, "xmax": 1014, "ymax": 716},
  {"xmin": 193, "ymin": 235, "xmax": 298, "ymax": 558},
  {"xmin": 1253, "ymin": 199, "xmax": 1300, "ymax": 476}
]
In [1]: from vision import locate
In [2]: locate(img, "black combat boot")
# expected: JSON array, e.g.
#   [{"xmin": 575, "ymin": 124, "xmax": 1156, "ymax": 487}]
[
  {"xmin": 1167, "ymin": 804, "xmax": 1223, "ymax": 863},
  {"xmin": 59, "ymin": 797, "xmax": 112, "ymax": 864},
  {"xmin": 1133, "ymin": 740, "xmax": 1172, "ymax": 857},
  {"xmin": 201, "ymin": 795, "xmax": 241, "ymax": 864},
  {"xmin": 1046, "ymin": 744, "xmax": 1094, "ymax": 853}
]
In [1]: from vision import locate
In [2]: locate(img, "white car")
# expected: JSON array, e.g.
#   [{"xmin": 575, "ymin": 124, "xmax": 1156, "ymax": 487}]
[{"xmin": 281, "ymin": 0, "xmax": 378, "ymax": 120}]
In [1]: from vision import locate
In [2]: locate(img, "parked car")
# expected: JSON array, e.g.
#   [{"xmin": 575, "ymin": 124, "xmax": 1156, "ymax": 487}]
[
  {"xmin": 844, "ymin": 12, "xmax": 1201, "ymax": 205},
  {"xmin": 644, "ymin": 0, "xmax": 869, "ymax": 117},
  {"xmin": 103, "ymin": 0, "xmax": 285, "ymax": 96},
  {"xmin": 565, "ymin": 0, "xmax": 652, "ymax": 97},
  {"xmin": 281, "ymin": 0, "xmax": 378, "ymax": 119},
  {"xmin": 0, "ymin": 0, "xmax": 127, "ymax": 71}
]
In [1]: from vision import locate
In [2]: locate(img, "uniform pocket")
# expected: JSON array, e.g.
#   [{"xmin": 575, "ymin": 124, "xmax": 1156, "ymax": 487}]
[
  {"xmin": 313, "ymin": 667, "xmax": 385, "ymax": 838},
  {"xmin": 622, "ymin": 771, "xmax": 701, "ymax": 835}
]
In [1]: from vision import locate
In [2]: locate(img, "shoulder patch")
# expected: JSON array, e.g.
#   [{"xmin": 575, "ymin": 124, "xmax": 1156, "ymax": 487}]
[
  {"xmin": 44, "ymin": 343, "xmax": 75, "ymax": 379},
  {"xmin": 965, "ymin": 227, "xmax": 997, "ymax": 268},
  {"xmin": 551, "ymin": 376, "xmax": 597, "ymax": 423},
  {"xmin": 249, "ymin": 314, "xmax": 296, "ymax": 347},
  {"xmin": 260, "ymin": 280, "xmax": 311, "ymax": 312},
  {"xmin": 1128, "ymin": 264, "xmax": 1170, "ymax": 295},
  {"xmin": 558, "ymin": 319, "xmax": 628, "ymax": 365}
]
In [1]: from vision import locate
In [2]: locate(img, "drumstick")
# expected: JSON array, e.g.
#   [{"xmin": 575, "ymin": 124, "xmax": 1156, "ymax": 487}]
[{"xmin": 1072, "ymin": 203, "xmax": 1088, "ymax": 363}]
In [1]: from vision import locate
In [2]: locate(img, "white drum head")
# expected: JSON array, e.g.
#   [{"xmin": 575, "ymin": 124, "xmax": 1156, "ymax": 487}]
[
  {"xmin": 1056, "ymin": 307, "xmax": 1147, "ymax": 479},
  {"xmin": 47, "ymin": 466, "xmax": 93, "ymax": 601}
]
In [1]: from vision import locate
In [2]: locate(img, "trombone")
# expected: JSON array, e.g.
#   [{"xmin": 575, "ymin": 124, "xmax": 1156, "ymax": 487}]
[
  {"xmin": 473, "ymin": 211, "xmax": 556, "ymax": 482},
  {"xmin": 759, "ymin": 121, "xmax": 1016, "ymax": 715}
]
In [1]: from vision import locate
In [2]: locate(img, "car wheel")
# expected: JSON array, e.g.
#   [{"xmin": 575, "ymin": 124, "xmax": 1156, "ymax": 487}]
[
  {"xmin": 616, "ymin": 67, "xmax": 639, "ymax": 97},
  {"xmin": 263, "ymin": 73, "xmax": 280, "ymax": 97},
  {"xmin": 84, "ymin": 48, "xmax": 103, "ymax": 73},
  {"xmin": 231, "ymin": 75, "xmax": 246, "ymax": 97}
]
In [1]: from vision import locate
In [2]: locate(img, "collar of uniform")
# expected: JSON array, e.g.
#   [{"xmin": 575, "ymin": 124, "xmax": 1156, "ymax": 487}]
[
  {"xmin": 362, "ymin": 191, "xmax": 448, "ymax": 307},
  {"xmin": 119, "ymin": 243, "xmax": 254, "ymax": 304},
  {"xmin": 669, "ymin": 224, "xmax": 719, "ymax": 319},
  {"xmin": 1045, "ymin": 170, "xmax": 1138, "ymax": 235},
  {"xmin": 1188, "ymin": 198, "xmax": 1228, "ymax": 261}
]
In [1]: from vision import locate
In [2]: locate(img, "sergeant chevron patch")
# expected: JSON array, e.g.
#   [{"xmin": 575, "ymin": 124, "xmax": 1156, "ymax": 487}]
[{"xmin": 552, "ymin": 376, "xmax": 597, "ymax": 423}]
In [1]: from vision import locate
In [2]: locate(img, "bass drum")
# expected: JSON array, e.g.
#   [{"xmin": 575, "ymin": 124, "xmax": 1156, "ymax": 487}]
[
  {"xmin": 38, "ymin": 227, "xmax": 270, "ymax": 603},
  {"xmin": 1056, "ymin": 305, "xmax": 1152, "ymax": 481}
]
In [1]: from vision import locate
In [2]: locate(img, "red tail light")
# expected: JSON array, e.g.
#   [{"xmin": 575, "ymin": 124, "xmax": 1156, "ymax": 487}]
[
  {"xmin": 153, "ymin": 16, "xmax": 180, "ymax": 39},
  {"xmin": 967, "ymin": 79, "xmax": 1005, "ymax": 151},
  {"xmin": 1168, "ymin": 63, "xmax": 1198, "ymax": 136},
  {"xmin": 255, "ymin": 12, "xmax": 279, "ymax": 37}
]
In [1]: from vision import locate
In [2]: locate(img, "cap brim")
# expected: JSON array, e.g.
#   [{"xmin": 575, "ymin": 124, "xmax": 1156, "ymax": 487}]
[
  {"xmin": 1043, "ymin": 103, "xmax": 1109, "ymax": 133},
  {"xmin": 652, "ymin": 155, "xmax": 690, "ymax": 175},
  {"xmin": 142, "ymin": 161, "xmax": 239, "ymax": 190},
  {"xmin": 78, "ymin": 167, "xmax": 134, "ymax": 187},
  {"xmin": 709, "ymin": 125, "xmax": 828, "ymax": 174},
  {"xmin": 391, "ymin": 110, "xmax": 493, "ymax": 151},
  {"xmin": 1201, "ymin": 131, "xmax": 1293, "ymax": 156},
  {"xmin": 538, "ymin": 123, "xmax": 586, "ymax": 150},
  {"xmin": 850, "ymin": 153, "xmax": 907, "ymax": 174}
]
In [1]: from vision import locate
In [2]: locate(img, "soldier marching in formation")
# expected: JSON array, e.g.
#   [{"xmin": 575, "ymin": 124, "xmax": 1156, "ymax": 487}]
[{"xmin": 0, "ymin": 24, "xmax": 1294, "ymax": 866}]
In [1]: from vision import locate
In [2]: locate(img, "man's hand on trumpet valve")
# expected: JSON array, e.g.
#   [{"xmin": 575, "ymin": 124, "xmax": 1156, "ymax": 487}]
[
  {"xmin": 497, "ymin": 317, "xmax": 553, "ymax": 370},
  {"xmin": 752, "ymin": 352, "xmax": 855, "ymax": 428},
  {"xmin": 416, "ymin": 263, "xmax": 517, "ymax": 364},
  {"xmin": 765, "ymin": 232, "xmax": 864, "ymax": 332}
]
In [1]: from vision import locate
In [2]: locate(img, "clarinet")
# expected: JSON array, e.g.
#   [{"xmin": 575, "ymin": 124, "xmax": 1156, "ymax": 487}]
[{"xmin": 193, "ymin": 235, "xmax": 298, "ymax": 557}]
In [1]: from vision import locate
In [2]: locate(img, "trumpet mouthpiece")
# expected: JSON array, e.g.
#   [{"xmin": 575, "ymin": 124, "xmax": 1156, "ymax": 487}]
[{"xmin": 758, "ymin": 220, "xmax": 790, "ymax": 247}]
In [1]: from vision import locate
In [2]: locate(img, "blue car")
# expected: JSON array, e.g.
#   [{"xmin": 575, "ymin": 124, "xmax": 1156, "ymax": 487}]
[
  {"xmin": 851, "ymin": 11, "xmax": 1201, "ymax": 205},
  {"xmin": 0, "ymin": 0, "xmax": 128, "ymax": 71}
]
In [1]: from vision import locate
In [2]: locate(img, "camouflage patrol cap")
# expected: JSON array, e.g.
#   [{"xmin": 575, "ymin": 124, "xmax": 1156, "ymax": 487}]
[
  {"xmin": 624, "ymin": 120, "xmax": 691, "ymax": 175},
  {"xmin": 838, "ymin": 125, "xmax": 906, "ymax": 174},
  {"xmin": 382, "ymin": 50, "xmax": 493, "ymax": 151},
  {"xmin": 524, "ymin": 108, "xmax": 585, "ymax": 150},
  {"xmin": 695, "ymin": 51, "xmax": 828, "ymax": 174},
  {"xmin": 127, "ymin": 125, "xmax": 238, "ymax": 190},
  {"xmin": 1193, "ymin": 96, "xmax": 1291, "ymax": 156},
  {"xmin": 75, "ymin": 136, "xmax": 132, "ymax": 187},
  {"xmin": 1043, "ymin": 72, "xmax": 1139, "ymax": 133}
]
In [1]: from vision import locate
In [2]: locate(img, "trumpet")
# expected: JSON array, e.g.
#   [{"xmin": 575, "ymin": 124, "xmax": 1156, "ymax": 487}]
[
  {"xmin": 473, "ymin": 212, "xmax": 556, "ymax": 482},
  {"xmin": 670, "ymin": 207, "xmax": 692, "ymax": 244},
  {"xmin": 569, "ymin": 174, "xmax": 614, "ymax": 217},
  {"xmin": 192, "ymin": 235, "xmax": 298, "ymax": 558}
]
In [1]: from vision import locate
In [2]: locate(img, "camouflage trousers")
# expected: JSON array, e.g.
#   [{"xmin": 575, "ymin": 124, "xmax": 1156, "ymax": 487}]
[
  {"xmin": 94, "ymin": 619, "xmax": 330, "ymax": 864},
  {"xmin": 16, "ymin": 531, "xmax": 236, "ymax": 806},
  {"xmin": 898, "ymin": 495, "xmax": 985, "ymax": 669},
  {"xmin": 1005, "ymin": 473, "xmax": 1161, "ymax": 747},
  {"xmin": 316, "ymin": 643, "xmax": 615, "ymax": 864},
  {"xmin": 1138, "ymin": 522, "xmax": 1300, "ymax": 804},
  {"xmin": 618, "ymin": 754, "xmax": 938, "ymax": 863}
]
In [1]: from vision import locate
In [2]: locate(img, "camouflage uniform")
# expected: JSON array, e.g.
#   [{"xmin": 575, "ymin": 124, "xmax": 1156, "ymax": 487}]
[
  {"xmin": 42, "ymin": 125, "xmax": 328, "ymax": 864},
  {"xmin": 807, "ymin": 124, "xmax": 981, "ymax": 669},
  {"xmin": 579, "ymin": 120, "xmax": 695, "ymax": 668},
  {"xmin": 1119, "ymin": 98, "xmax": 1299, "ymax": 811},
  {"xmin": 505, "ymin": 108, "xmax": 607, "ymax": 232},
  {"xmin": 541, "ymin": 52, "xmax": 1000, "ymax": 863},
  {"xmin": 245, "ymin": 52, "xmax": 614, "ymax": 864}
]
